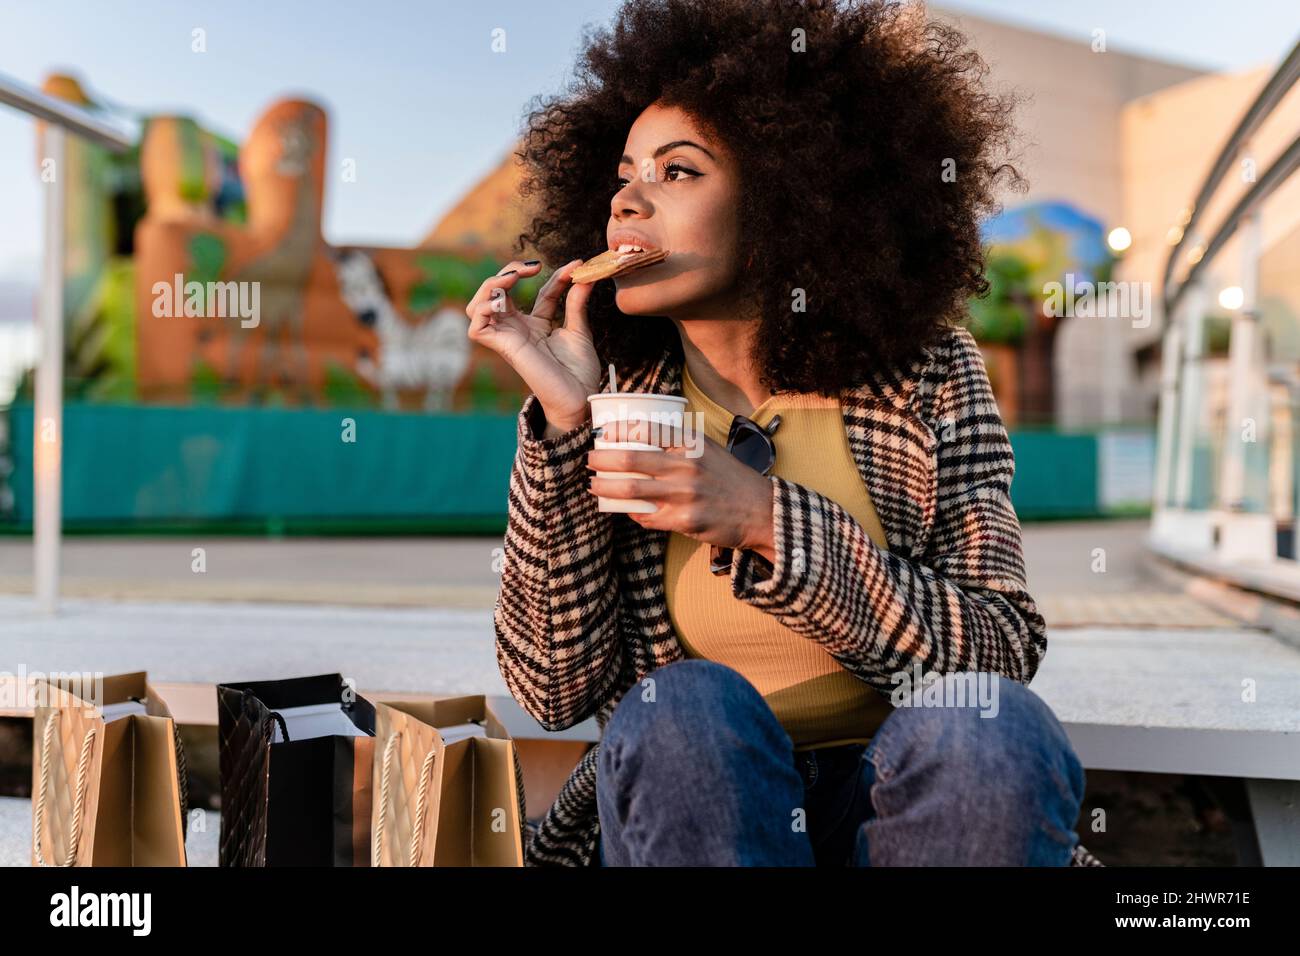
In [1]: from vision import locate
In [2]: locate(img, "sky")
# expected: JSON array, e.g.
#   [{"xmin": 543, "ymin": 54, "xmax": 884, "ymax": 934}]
[{"xmin": 0, "ymin": 0, "xmax": 1296, "ymax": 288}]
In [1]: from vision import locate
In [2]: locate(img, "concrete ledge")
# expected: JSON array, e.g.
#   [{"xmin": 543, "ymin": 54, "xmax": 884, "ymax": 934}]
[
  {"xmin": 1060, "ymin": 723, "xmax": 1300, "ymax": 780},
  {"xmin": 1031, "ymin": 626, "xmax": 1300, "ymax": 734}
]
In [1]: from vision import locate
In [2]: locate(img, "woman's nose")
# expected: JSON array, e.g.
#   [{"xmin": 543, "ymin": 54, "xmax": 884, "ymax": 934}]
[{"xmin": 611, "ymin": 180, "xmax": 651, "ymax": 218}]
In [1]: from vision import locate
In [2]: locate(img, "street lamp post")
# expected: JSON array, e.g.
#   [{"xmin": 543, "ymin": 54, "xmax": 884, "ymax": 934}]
[
  {"xmin": 34, "ymin": 125, "xmax": 65, "ymax": 615},
  {"xmin": 0, "ymin": 71, "xmax": 132, "ymax": 615}
]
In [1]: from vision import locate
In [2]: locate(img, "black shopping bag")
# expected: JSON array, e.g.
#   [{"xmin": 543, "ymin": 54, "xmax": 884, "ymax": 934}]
[{"xmin": 217, "ymin": 673, "xmax": 375, "ymax": 867}]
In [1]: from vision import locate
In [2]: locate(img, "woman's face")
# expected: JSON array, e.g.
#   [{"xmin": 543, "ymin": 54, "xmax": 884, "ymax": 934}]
[{"xmin": 606, "ymin": 102, "xmax": 743, "ymax": 318}]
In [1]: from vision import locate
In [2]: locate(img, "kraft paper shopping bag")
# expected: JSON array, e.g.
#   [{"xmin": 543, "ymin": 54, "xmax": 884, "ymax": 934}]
[
  {"xmin": 370, "ymin": 695, "xmax": 525, "ymax": 866},
  {"xmin": 31, "ymin": 672, "xmax": 188, "ymax": 867}
]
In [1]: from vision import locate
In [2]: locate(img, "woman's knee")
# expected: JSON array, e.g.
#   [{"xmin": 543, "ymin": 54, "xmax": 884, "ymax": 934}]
[
  {"xmin": 883, "ymin": 671, "xmax": 1084, "ymax": 805},
  {"xmin": 603, "ymin": 658, "xmax": 779, "ymax": 752},
  {"xmin": 990, "ymin": 675, "xmax": 1084, "ymax": 804}
]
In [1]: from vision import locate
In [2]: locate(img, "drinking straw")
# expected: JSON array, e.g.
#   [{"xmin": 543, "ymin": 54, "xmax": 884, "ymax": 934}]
[{"xmin": 609, "ymin": 362, "xmax": 618, "ymax": 393}]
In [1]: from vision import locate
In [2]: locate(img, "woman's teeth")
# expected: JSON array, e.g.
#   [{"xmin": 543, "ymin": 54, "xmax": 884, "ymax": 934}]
[{"xmin": 616, "ymin": 243, "xmax": 645, "ymax": 253}]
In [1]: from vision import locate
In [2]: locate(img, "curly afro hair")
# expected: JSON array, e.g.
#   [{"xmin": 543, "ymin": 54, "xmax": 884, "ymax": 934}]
[{"xmin": 514, "ymin": 0, "xmax": 1024, "ymax": 396}]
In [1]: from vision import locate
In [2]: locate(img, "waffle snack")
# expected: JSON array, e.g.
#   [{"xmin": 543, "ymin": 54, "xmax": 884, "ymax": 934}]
[{"xmin": 570, "ymin": 247, "xmax": 669, "ymax": 283}]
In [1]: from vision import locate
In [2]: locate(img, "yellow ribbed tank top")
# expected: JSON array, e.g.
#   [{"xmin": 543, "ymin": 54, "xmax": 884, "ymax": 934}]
[{"xmin": 663, "ymin": 362, "xmax": 895, "ymax": 752}]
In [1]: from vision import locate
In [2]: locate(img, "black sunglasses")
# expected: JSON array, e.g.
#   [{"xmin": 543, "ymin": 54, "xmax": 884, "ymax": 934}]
[{"xmin": 710, "ymin": 413, "xmax": 781, "ymax": 575}]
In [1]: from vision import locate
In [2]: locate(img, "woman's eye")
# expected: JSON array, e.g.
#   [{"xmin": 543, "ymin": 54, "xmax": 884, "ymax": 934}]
[{"xmin": 613, "ymin": 164, "xmax": 699, "ymax": 192}]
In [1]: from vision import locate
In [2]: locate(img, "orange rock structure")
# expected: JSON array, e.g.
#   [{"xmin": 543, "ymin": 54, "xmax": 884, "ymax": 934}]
[{"xmin": 39, "ymin": 75, "xmax": 538, "ymax": 412}]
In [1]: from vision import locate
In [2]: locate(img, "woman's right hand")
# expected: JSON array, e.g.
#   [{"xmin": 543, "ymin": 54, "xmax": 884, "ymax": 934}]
[{"xmin": 466, "ymin": 259, "xmax": 601, "ymax": 434}]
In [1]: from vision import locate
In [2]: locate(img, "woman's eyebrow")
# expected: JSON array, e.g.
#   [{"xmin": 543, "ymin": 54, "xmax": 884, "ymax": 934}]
[{"xmin": 619, "ymin": 139, "xmax": 716, "ymax": 164}]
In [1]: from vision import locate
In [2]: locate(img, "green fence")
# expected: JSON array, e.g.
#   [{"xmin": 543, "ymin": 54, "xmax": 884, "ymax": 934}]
[
  {"xmin": 1006, "ymin": 429, "xmax": 1100, "ymax": 520},
  {"xmin": 3, "ymin": 402, "xmax": 518, "ymax": 534},
  {"xmin": 1, "ymin": 402, "xmax": 1151, "ymax": 533}
]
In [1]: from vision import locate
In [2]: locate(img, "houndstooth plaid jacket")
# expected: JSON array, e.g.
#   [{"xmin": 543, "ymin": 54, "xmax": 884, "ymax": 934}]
[{"xmin": 494, "ymin": 324, "xmax": 1103, "ymax": 868}]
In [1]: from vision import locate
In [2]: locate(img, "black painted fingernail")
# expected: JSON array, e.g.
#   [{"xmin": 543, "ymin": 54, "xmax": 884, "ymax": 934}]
[
  {"xmin": 499, "ymin": 269, "xmax": 517, "ymax": 277},
  {"xmin": 523, "ymin": 259, "xmax": 540, "ymax": 266}
]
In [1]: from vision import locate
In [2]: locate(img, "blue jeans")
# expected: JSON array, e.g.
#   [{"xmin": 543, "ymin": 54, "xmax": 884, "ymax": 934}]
[{"xmin": 595, "ymin": 659, "xmax": 1085, "ymax": 865}]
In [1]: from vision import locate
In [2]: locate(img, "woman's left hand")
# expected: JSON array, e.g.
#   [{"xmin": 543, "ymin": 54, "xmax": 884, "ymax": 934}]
[{"xmin": 587, "ymin": 419, "xmax": 776, "ymax": 562}]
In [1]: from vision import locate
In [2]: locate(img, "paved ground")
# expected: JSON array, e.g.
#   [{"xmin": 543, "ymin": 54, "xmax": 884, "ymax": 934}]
[
  {"xmin": 0, "ymin": 519, "xmax": 1174, "ymax": 609},
  {"xmin": 0, "ymin": 596, "xmax": 508, "ymax": 697},
  {"xmin": 0, "ymin": 519, "xmax": 1238, "ymax": 634},
  {"xmin": 0, "ymin": 536, "xmax": 504, "ymax": 590},
  {"xmin": 1020, "ymin": 518, "xmax": 1174, "ymax": 596},
  {"xmin": 0, "ymin": 536, "xmax": 502, "ymax": 607}
]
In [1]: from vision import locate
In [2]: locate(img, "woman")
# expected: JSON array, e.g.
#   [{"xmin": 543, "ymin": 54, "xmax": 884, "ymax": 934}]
[{"xmin": 467, "ymin": 0, "xmax": 1099, "ymax": 866}]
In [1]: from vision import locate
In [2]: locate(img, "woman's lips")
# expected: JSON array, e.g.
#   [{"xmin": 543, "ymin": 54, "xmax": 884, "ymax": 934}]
[{"xmin": 608, "ymin": 230, "xmax": 661, "ymax": 252}]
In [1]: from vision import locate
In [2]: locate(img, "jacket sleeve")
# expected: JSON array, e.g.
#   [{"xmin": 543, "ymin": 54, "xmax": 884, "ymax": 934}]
[
  {"xmin": 728, "ymin": 328, "xmax": 1048, "ymax": 690},
  {"xmin": 493, "ymin": 393, "xmax": 625, "ymax": 731}
]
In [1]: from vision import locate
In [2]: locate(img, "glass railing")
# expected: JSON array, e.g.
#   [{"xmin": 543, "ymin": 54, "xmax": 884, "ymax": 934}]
[{"xmin": 1152, "ymin": 38, "xmax": 1300, "ymax": 563}]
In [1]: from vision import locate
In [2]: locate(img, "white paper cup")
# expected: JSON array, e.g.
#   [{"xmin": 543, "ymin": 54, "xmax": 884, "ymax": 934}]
[{"xmin": 588, "ymin": 392, "xmax": 689, "ymax": 513}]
